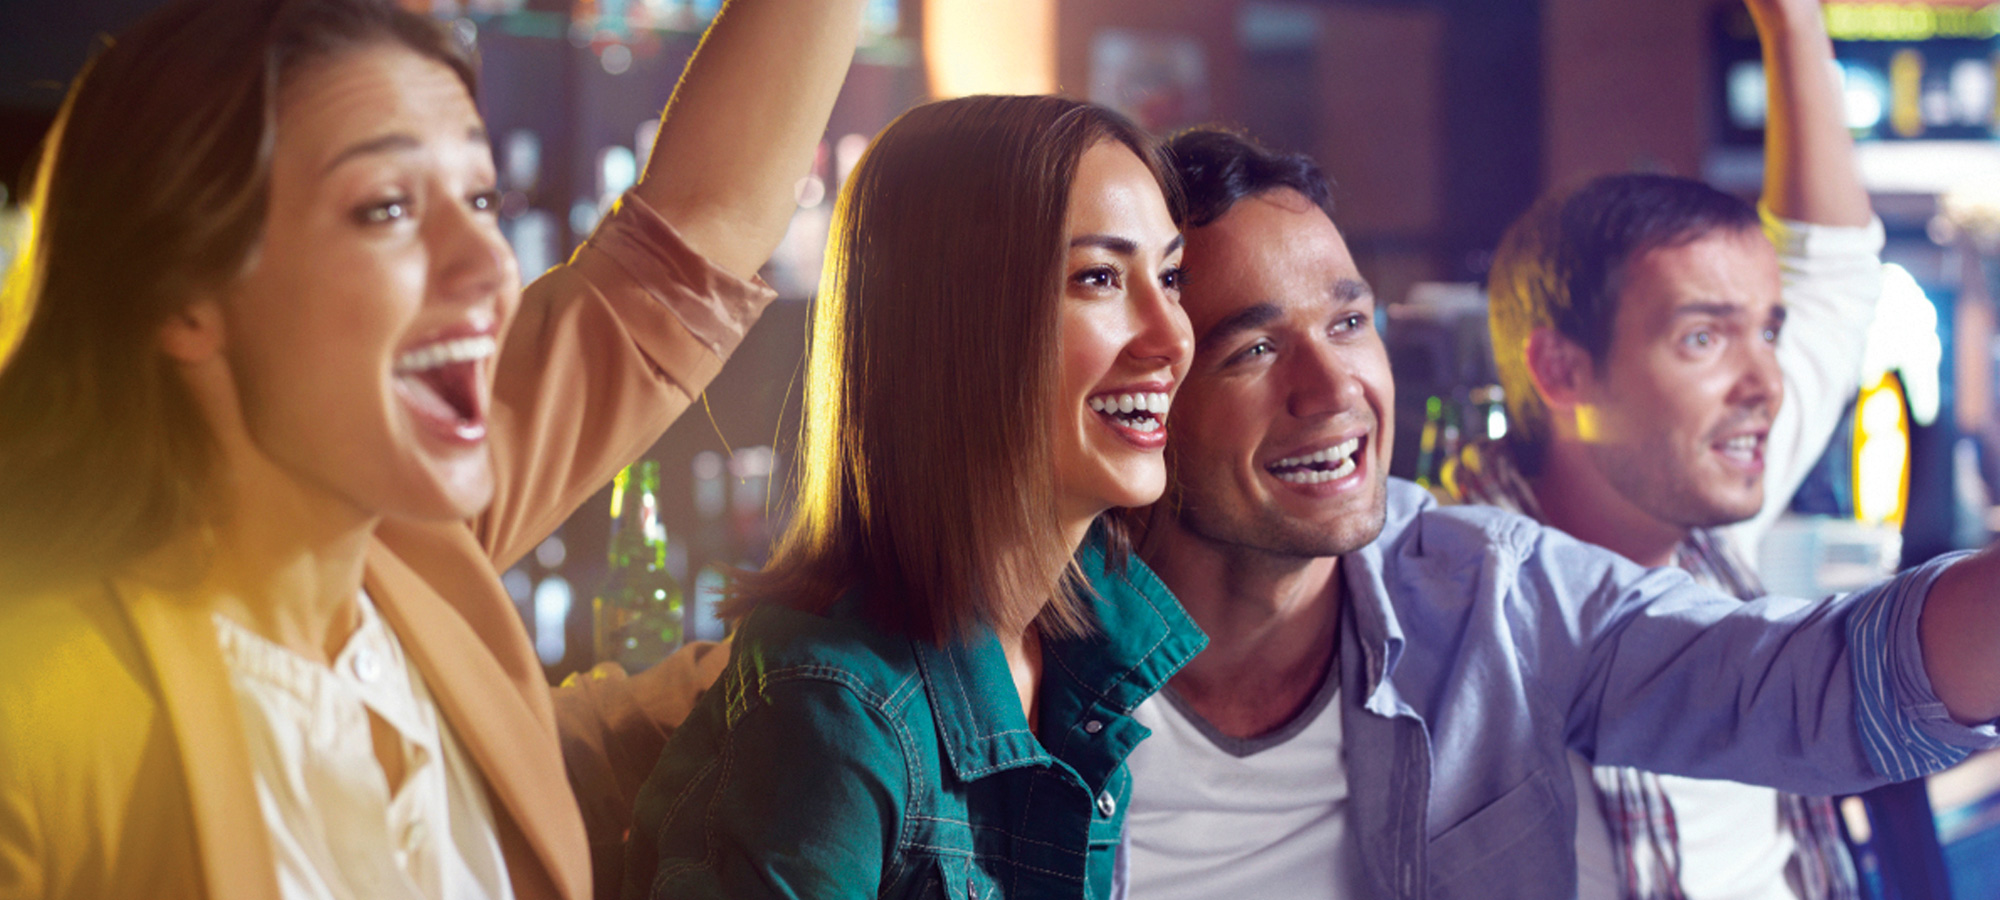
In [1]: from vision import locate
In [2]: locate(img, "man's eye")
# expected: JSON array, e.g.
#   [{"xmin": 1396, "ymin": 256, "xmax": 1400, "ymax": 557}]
[
  {"xmin": 355, "ymin": 198, "xmax": 410, "ymax": 225},
  {"xmin": 1762, "ymin": 326, "xmax": 1781, "ymax": 344},
  {"xmin": 1683, "ymin": 330, "xmax": 1714, "ymax": 349},
  {"xmin": 1332, "ymin": 312, "xmax": 1367, "ymax": 333}
]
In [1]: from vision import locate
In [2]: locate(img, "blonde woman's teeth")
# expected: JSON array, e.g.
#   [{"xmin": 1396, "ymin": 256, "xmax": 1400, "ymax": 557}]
[{"xmin": 394, "ymin": 335, "xmax": 497, "ymax": 373}]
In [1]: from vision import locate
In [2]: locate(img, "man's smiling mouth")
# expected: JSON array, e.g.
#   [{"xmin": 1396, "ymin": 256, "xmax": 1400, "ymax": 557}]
[{"xmin": 1267, "ymin": 436, "xmax": 1361, "ymax": 484}]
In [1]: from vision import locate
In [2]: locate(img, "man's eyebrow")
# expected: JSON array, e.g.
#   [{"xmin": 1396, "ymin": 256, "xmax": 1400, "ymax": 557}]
[
  {"xmin": 320, "ymin": 125, "xmax": 488, "ymax": 177},
  {"xmin": 1197, "ymin": 302, "xmax": 1283, "ymax": 353},
  {"xmin": 1335, "ymin": 277, "xmax": 1374, "ymax": 305},
  {"xmin": 1669, "ymin": 301, "xmax": 1755, "ymax": 321}
]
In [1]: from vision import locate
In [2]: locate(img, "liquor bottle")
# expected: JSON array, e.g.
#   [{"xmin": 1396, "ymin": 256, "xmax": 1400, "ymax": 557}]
[
  {"xmin": 1415, "ymin": 395, "xmax": 1444, "ymax": 488},
  {"xmin": 593, "ymin": 460, "xmax": 682, "ymax": 669}
]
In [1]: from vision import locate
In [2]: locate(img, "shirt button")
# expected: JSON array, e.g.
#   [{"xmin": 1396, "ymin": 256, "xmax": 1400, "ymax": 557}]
[
  {"xmin": 1096, "ymin": 790, "xmax": 1116, "ymax": 817},
  {"xmin": 1083, "ymin": 719, "xmax": 1104, "ymax": 734},
  {"xmin": 352, "ymin": 647, "xmax": 382, "ymax": 683}
]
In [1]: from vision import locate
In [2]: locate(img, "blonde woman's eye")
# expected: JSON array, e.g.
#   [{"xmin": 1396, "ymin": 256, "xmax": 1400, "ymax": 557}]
[
  {"xmin": 354, "ymin": 198, "xmax": 409, "ymax": 225},
  {"xmin": 470, "ymin": 189, "xmax": 500, "ymax": 213}
]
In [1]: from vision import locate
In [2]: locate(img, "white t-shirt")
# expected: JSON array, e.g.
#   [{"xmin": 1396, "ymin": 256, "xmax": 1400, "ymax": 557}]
[{"xmin": 1125, "ymin": 666, "xmax": 1365, "ymax": 899}]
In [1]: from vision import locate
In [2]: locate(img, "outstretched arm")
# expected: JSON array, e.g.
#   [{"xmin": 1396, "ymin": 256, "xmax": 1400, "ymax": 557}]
[
  {"xmin": 1921, "ymin": 547, "xmax": 2000, "ymax": 724},
  {"xmin": 1751, "ymin": 0, "xmax": 1870, "ymax": 227},
  {"xmin": 633, "ymin": 0, "xmax": 868, "ymax": 280}
]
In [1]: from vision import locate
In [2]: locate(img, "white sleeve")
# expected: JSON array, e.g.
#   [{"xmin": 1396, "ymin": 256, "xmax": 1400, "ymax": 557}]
[{"xmin": 1722, "ymin": 205, "xmax": 1884, "ymax": 558}]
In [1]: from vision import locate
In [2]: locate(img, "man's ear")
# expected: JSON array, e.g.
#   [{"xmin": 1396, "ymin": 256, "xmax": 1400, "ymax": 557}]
[
  {"xmin": 158, "ymin": 296, "xmax": 225, "ymax": 365},
  {"xmin": 1524, "ymin": 327, "xmax": 1592, "ymax": 413}
]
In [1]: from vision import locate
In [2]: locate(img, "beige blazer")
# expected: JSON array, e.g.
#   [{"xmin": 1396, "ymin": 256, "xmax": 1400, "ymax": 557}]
[{"xmin": 0, "ymin": 194, "xmax": 772, "ymax": 900}]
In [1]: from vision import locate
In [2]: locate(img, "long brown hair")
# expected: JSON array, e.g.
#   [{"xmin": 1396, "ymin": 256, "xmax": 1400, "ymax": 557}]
[
  {"xmin": 728, "ymin": 95, "xmax": 1179, "ymax": 646},
  {"xmin": 0, "ymin": 0, "xmax": 475, "ymax": 594}
]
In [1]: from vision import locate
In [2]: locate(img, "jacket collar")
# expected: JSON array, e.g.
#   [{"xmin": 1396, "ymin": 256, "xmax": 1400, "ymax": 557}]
[
  {"xmin": 912, "ymin": 534, "xmax": 1207, "ymax": 783},
  {"xmin": 361, "ymin": 538, "xmax": 586, "ymax": 900},
  {"xmin": 111, "ymin": 573, "xmax": 279, "ymax": 900}
]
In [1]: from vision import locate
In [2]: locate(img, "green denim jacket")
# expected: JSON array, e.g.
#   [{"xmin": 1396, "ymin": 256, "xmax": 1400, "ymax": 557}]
[{"xmin": 622, "ymin": 538, "xmax": 1206, "ymax": 900}]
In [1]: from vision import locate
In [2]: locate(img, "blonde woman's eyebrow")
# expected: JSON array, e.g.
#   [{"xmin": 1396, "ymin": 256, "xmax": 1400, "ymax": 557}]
[{"xmin": 320, "ymin": 125, "xmax": 487, "ymax": 177}]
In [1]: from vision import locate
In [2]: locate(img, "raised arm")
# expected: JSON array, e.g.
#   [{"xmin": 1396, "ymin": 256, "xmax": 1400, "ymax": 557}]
[
  {"xmin": 1725, "ymin": 0, "xmax": 1885, "ymax": 551},
  {"xmin": 475, "ymin": 0, "xmax": 864, "ymax": 566},
  {"xmin": 1751, "ymin": 0, "xmax": 1870, "ymax": 227},
  {"xmin": 634, "ymin": 0, "xmax": 868, "ymax": 280}
]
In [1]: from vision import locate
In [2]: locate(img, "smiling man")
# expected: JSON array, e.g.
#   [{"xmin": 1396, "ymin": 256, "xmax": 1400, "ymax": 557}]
[
  {"xmin": 1118, "ymin": 123, "xmax": 2000, "ymax": 899},
  {"xmin": 1455, "ymin": 0, "xmax": 1879, "ymax": 896}
]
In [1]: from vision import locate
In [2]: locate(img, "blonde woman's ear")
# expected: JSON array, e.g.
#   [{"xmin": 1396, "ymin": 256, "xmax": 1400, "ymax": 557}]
[{"xmin": 158, "ymin": 296, "xmax": 225, "ymax": 364}]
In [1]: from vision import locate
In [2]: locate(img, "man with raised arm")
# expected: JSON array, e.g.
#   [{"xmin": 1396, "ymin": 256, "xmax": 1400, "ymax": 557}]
[{"xmin": 1452, "ymin": 0, "xmax": 1880, "ymax": 895}]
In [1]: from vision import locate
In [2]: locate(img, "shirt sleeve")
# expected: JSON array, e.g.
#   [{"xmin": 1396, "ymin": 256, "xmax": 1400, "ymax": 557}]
[
  {"xmin": 474, "ymin": 191, "xmax": 778, "ymax": 570},
  {"xmin": 1722, "ymin": 208, "xmax": 1885, "ymax": 558},
  {"xmin": 1546, "ymin": 529, "xmax": 2000, "ymax": 795},
  {"xmin": 623, "ymin": 668, "xmax": 908, "ymax": 900},
  {"xmin": 1845, "ymin": 551, "xmax": 2000, "ymax": 780}
]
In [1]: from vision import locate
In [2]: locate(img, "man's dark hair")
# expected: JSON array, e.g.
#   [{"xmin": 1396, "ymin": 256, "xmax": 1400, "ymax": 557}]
[
  {"xmin": 1166, "ymin": 127, "xmax": 1335, "ymax": 227},
  {"xmin": 1487, "ymin": 173, "xmax": 1762, "ymax": 476}
]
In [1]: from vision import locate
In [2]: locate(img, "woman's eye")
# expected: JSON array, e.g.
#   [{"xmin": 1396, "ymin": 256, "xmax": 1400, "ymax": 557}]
[
  {"xmin": 1160, "ymin": 265, "xmax": 1186, "ymax": 292},
  {"xmin": 469, "ymin": 189, "xmax": 500, "ymax": 213},
  {"xmin": 1761, "ymin": 325, "xmax": 1781, "ymax": 344},
  {"xmin": 354, "ymin": 197, "xmax": 410, "ymax": 226},
  {"xmin": 1074, "ymin": 266, "xmax": 1119, "ymax": 290}
]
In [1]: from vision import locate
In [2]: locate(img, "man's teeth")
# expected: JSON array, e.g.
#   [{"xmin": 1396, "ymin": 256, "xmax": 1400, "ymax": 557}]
[
  {"xmin": 394, "ymin": 335, "xmax": 497, "ymax": 373},
  {"xmin": 1088, "ymin": 391, "xmax": 1171, "ymax": 416},
  {"xmin": 1269, "ymin": 437, "xmax": 1362, "ymax": 484},
  {"xmin": 1270, "ymin": 438, "xmax": 1361, "ymax": 470}
]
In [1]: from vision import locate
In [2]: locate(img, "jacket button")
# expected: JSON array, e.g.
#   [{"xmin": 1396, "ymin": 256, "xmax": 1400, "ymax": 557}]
[
  {"xmin": 1083, "ymin": 719, "xmax": 1103, "ymax": 734},
  {"xmin": 1096, "ymin": 790, "xmax": 1116, "ymax": 817}
]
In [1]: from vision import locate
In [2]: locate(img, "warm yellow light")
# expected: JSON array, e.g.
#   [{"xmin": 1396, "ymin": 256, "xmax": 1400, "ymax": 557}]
[
  {"xmin": 923, "ymin": 0, "xmax": 1057, "ymax": 99},
  {"xmin": 1854, "ymin": 373, "xmax": 1911, "ymax": 527}
]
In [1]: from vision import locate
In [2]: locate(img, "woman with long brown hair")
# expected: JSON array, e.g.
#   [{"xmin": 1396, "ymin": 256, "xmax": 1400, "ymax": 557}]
[
  {"xmin": 0, "ymin": 0, "xmax": 860, "ymax": 897},
  {"xmin": 620, "ymin": 95, "xmax": 1205, "ymax": 899}
]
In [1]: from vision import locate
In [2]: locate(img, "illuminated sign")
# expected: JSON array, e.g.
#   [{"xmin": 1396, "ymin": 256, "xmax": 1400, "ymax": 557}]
[
  {"xmin": 1713, "ymin": 2, "xmax": 2000, "ymax": 145},
  {"xmin": 1824, "ymin": 4, "xmax": 2000, "ymax": 41}
]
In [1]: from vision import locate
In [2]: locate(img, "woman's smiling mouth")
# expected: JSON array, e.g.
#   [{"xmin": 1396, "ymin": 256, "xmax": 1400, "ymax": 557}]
[
  {"xmin": 392, "ymin": 333, "xmax": 497, "ymax": 443},
  {"xmin": 1088, "ymin": 388, "xmax": 1172, "ymax": 448}
]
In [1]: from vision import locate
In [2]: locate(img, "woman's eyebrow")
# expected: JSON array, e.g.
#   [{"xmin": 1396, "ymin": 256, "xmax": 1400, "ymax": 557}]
[{"xmin": 320, "ymin": 125, "xmax": 487, "ymax": 177}]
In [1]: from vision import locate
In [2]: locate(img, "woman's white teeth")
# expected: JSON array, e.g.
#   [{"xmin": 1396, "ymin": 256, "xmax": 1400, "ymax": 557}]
[
  {"xmin": 394, "ymin": 335, "xmax": 497, "ymax": 373},
  {"xmin": 1089, "ymin": 391, "xmax": 1171, "ymax": 416},
  {"xmin": 1719, "ymin": 435, "xmax": 1758, "ymax": 458}
]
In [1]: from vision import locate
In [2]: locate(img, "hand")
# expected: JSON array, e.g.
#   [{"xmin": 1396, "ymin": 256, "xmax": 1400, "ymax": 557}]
[{"xmin": 1743, "ymin": 0, "xmax": 1831, "ymax": 42}]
